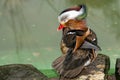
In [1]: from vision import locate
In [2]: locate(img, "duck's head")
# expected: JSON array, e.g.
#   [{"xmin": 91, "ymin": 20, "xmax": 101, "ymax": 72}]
[{"xmin": 57, "ymin": 4, "xmax": 87, "ymax": 31}]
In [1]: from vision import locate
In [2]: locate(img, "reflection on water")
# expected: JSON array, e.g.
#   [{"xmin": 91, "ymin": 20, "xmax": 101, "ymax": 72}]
[
  {"xmin": 0, "ymin": 0, "xmax": 119, "ymax": 70},
  {"xmin": 0, "ymin": 0, "xmax": 31, "ymax": 53}
]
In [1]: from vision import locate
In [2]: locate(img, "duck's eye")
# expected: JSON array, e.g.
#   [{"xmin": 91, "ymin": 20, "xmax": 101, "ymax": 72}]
[
  {"xmin": 61, "ymin": 15, "xmax": 68, "ymax": 22},
  {"xmin": 63, "ymin": 19, "xmax": 68, "ymax": 23}
]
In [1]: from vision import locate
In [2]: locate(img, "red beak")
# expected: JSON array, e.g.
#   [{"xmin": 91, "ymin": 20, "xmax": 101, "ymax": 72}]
[{"xmin": 57, "ymin": 24, "xmax": 64, "ymax": 31}]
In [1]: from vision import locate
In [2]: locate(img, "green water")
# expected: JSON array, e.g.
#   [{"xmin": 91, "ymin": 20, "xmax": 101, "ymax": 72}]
[{"xmin": 0, "ymin": 0, "xmax": 120, "ymax": 77}]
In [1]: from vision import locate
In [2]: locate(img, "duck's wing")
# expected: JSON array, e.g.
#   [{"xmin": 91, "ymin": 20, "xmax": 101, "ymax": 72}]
[
  {"xmin": 82, "ymin": 28, "xmax": 102, "ymax": 51},
  {"xmin": 81, "ymin": 40, "xmax": 101, "ymax": 51},
  {"xmin": 66, "ymin": 29, "xmax": 101, "ymax": 50},
  {"xmin": 52, "ymin": 48, "xmax": 91, "ymax": 78}
]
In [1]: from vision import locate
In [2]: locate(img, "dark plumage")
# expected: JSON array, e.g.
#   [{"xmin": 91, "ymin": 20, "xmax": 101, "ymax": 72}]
[{"xmin": 52, "ymin": 27, "xmax": 101, "ymax": 79}]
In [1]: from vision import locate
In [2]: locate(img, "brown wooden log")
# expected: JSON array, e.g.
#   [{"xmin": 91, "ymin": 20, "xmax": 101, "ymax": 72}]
[
  {"xmin": 115, "ymin": 58, "xmax": 120, "ymax": 80},
  {"xmin": 107, "ymin": 75, "xmax": 116, "ymax": 80},
  {"xmin": 0, "ymin": 64, "xmax": 48, "ymax": 80},
  {"xmin": 58, "ymin": 54, "xmax": 110, "ymax": 80},
  {"xmin": 74, "ymin": 54, "xmax": 110, "ymax": 80}
]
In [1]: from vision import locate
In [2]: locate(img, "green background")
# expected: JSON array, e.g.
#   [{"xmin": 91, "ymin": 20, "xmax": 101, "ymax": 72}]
[{"xmin": 0, "ymin": 0, "xmax": 120, "ymax": 78}]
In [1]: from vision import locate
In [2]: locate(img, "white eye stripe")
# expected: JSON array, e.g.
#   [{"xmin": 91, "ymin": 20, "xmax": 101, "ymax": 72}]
[
  {"xmin": 58, "ymin": 7, "xmax": 84, "ymax": 23},
  {"xmin": 58, "ymin": 11, "xmax": 77, "ymax": 22}
]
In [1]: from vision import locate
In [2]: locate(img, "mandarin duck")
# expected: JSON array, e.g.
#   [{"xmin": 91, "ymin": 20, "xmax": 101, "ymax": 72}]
[{"xmin": 52, "ymin": 5, "xmax": 101, "ymax": 79}]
